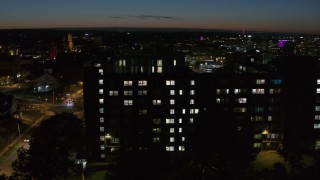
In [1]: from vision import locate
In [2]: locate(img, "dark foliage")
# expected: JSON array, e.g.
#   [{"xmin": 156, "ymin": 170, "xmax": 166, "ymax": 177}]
[{"xmin": 11, "ymin": 113, "xmax": 85, "ymax": 179}]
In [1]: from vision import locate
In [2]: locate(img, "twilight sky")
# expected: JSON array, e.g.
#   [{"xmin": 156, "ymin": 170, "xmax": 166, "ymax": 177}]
[{"xmin": 1, "ymin": 0, "xmax": 320, "ymax": 34}]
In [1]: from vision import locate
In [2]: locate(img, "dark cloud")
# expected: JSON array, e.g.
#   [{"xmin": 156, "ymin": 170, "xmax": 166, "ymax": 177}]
[
  {"xmin": 110, "ymin": 15, "xmax": 179, "ymax": 20},
  {"xmin": 127, "ymin": 15, "xmax": 179, "ymax": 20},
  {"xmin": 111, "ymin": 16, "xmax": 125, "ymax": 19}
]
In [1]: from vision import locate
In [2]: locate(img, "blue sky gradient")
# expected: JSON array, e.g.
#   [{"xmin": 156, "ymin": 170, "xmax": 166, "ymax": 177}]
[{"xmin": 1, "ymin": 0, "xmax": 319, "ymax": 33}]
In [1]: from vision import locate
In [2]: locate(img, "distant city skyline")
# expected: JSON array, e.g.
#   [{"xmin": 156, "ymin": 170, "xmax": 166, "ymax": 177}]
[{"xmin": 1, "ymin": 0, "xmax": 320, "ymax": 34}]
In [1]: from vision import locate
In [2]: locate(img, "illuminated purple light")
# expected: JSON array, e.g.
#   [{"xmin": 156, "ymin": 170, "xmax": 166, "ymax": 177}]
[
  {"xmin": 278, "ymin": 40, "xmax": 288, "ymax": 48},
  {"xmin": 200, "ymin": 36, "xmax": 205, "ymax": 41}
]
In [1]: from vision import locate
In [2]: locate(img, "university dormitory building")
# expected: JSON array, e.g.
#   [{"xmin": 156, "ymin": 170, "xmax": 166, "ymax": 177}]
[{"xmin": 83, "ymin": 55, "xmax": 320, "ymax": 162}]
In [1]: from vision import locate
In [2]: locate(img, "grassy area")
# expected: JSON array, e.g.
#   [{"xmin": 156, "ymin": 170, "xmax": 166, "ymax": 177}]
[{"xmin": 0, "ymin": 119, "xmax": 25, "ymax": 150}]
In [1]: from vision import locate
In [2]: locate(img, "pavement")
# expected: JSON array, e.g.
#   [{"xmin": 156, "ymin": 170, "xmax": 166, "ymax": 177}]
[{"xmin": 253, "ymin": 150, "xmax": 285, "ymax": 170}]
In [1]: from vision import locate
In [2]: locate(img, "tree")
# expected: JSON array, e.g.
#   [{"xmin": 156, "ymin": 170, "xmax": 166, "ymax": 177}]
[
  {"xmin": 0, "ymin": 172, "xmax": 8, "ymax": 180},
  {"xmin": 11, "ymin": 147, "xmax": 31, "ymax": 179},
  {"xmin": 12, "ymin": 113, "xmax": 85, "ymax": 179}
]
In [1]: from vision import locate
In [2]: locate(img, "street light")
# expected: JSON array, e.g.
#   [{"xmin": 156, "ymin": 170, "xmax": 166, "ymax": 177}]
[{"xmin": 52, "ymin": 91, "xmax": 55, "ymax": 111}]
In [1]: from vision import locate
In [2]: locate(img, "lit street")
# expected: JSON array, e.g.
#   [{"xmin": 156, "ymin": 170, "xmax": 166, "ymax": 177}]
[{"xmin": 0, "ymin": 84, "xmax": 83, "ymax": 176}]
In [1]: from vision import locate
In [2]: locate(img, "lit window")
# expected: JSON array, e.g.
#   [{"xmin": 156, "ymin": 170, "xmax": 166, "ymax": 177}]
[
  {"xmin": 270, "ymin": 89, "xmax": 281, "ymax": 94},
  {"xmin": 251, "ymin": 116, "xmax": 264, "ymax": 121},
  {"xmin": 270, "ymin": 79, "xmax": 282, "ymax": 85},
  {"xmin": 268, "ymin": 116, "xmax": 272, "ymax": 121},
  {"xmin": 98, "ymin": 69, "xmax": 103, "ymax": 75},
  {"xmin": 179, "ymin": 118, "xmax": 182, "ymax": 123},
  {"xmin": 182, "ymin": 137, "xmax": 185, "ymax": 142},
  {"xmin": 190, "ymin": 118, "xmax": 194, "ymax": 123},
  {"xmin": 256, "ymin": 79, "xmax": 265, "ymax": 85},
  {"xmin": 100, "ymin": 136, "xmax": 105, "ymax": 141},
  {"xmin": 100, "ymin": 117, "xmax": 104, "ymax": 123},
  {"xmin": 170, "ymin": 137, "xmax": 175, "ymax": 142},
  {"xmin": 124, "ymin": 81, "xmax": 133, "ymax": 86},
  {"xmin": 166, "ymin": 80, "xmax": 175, "ymax": 86},
  {"xmin": 234, "ymin": 107, "xmax": 246, "ymax": 113},
  {"xmin": 255, "ymin": 107, "xmax": 264, "ymax": 113},
  {"xmin": 99, "ymin": 99, "xmax": 104, "ymax": 104},
  {"xmin": 316, "ymin": 106, "xmax": 320, "ymax": 111},
  {"xmin": 234, "ymin": 89, "xmax": 247, "ymax": 94},
  {"xmin": 191, "ymin": 80, "xmax": 195, "ymax": 86},
  {"xmin": 100, "ymin": 127, "xmax": 104, "ymax": 132},
  {"xmin": 216, "ymin": 89, "xmax": 229, "ymax": 94},
  {"xmin": 157, "ymin": 59, "xmax": 162, "ymax": 66},
  {"xmin": 153, "ymin": 137, "xmax": 160, "ymax": 143},
  {"xmin": 99, "ymin": 79, "xmax": 103, "ymax": 85},
  {"xmin": 166, "ymin": 146, "xmax": 174, "ymax": 151},
  {"xmin": 190, "ymin": 99, "xmax": 194, "ymax": 104},
  {"xmin": 317, "ymin": 88, "xmax": 320, "ymax": 94},
  {"xmin": 99, "ymin": 89, "xmax": 104, "ymax": 95},
  {"xmin": 101, "ymin": 154, "xmax": 105, "ymax": 158},
  {"xmin": 138, "ymin": 90, "xmax": 147, "ymax": 96},
  {"xmin": 170, "ymin": 128, "xmax": 175, "ymax": 133},
  {"xmin": 152, "ymin": 119, "xmax": 161, "ymax": 124},
  {"xmin": 179, "ymin": 90, "xmax": 183, "ymax": 95},
  {"xmin": 253, "ymin": 143, "xmax": 261, "ymax": 148},
  {"xmin": 124, "ymin": 90, "xmax": 133, "ymax": 96},
  {"xmin": 166, "ymin": 119, "xmax": 174, "ymax": 124},
  {"xmin": 318, "ymin": 79, "xmax": 320, "ymax": 85},
  {"xmin": 254, "ymin": 134, "xmax": 262, "ymax": 139},
  {"xmin": 179, "ymin": 128, "xmax": 182, "ymax": 133},
  {"xmin": 138, "ymin": 80, "xmax": 147, "ymax": 86},
  {"xmin": 314, "ymin": 123, "xmax": 320, "ymax": 129},
  {"xmin": 315, "ymin": 115, "xmax": 320, "ymax": 120},
  {"xmin": 153, "ymin": 128, "xmax": 161, "ymax": 133},
  {"xmin": 236, "ymin": 98, "xmax": 247, "ymax": 103},
  {"xmin": 170, "ymin": 109, "xmax": 175, "ymax": 114},
  {"xmin": 173, "ymin": 59, "xmax": 177, "ymax": 66},
  {"xmin": 170, "ymin": 99, "xmax": 175, "ymax": 105},
  {"xmin": 100, "ymin": 145, "xmax": 105, "ymax": 150},
  {"xmin": 267, "ymin": 134, "xmax": 279, "ymax": 139},
  {"xmin": 99, "ymin": 108, "xmax": 104, "ymax": 114},
  {"xmin": 216, "ymin": 98, "xmax": 221, "ymax": 103},
  {"xmin": 109, "ymin": 90, "xmax": 118, "ymax": 96},
  {"xmin": 195, "ymin": 109, "xmax": 199, "ymax": 114},
  {"xmin": 124, "ymin": 100, "xmax": 133, "ymax": 106},
  {"xmin": 190, "ymin": 90, "xmax": 195, "ymax": 95},
  {"xmin": 94, "ymin": 63, "xmax": 101, "ymax": 67},
  {"xmin": 316, "ymin": 140, "xmax": 320, "ymax": 150},
  {"xmin": 190, "ymin": 109, "xmax": 194, "ymax": 114},
  {"xmin": 170, "ymin": 90, "xmax": 175, "ymax": 95},
  {"xmin": 182, "ymin": 109, "xmax": 186, "ymax": 114},
  {"xmin": 100, "ymin": 136, "xmax": 104, "ymax": 141},
  {"xmin": 139, "ymin": 109, "xmax": 148, "ymax": 114},
  {"xmin": 252, "ymin": 89, "xmax": 265, "ymax": 94},
  {"xmin": 152, "ymin": 100, "xmax": 162, "ymax": 105},
  {"xmin": 179, "ymin": 146, "xmax": 185, "ymax": 151}
]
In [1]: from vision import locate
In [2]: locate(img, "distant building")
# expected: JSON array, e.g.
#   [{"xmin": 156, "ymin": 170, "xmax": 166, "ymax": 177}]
[
  {"xmin": 68, "ymin": 33, "xmax": 74, "ymax": 52},
  {"xmin": 33, "ymin": 73, "xmax": 59, "ymax": 92},
  {"xmin": 50, "ymin": 42, "xmax": 58, "ymax": 60}
]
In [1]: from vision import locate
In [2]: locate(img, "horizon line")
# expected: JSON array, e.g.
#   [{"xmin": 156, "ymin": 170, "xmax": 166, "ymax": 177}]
[{"xmin": 0, "ymin": 26, "xmax": 318, "ymax": 35}]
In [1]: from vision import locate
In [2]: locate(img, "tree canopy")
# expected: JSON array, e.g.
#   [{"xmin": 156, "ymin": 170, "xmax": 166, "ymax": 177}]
[{"xmin": 12, "ymin": 113, "xmax": 85, "ymax": 179}]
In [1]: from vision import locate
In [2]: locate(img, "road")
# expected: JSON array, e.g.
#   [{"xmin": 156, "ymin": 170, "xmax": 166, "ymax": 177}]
[
  {"xmin": 0, "ymin": 86, "xmax": 84, "ymax": 176},
  {"xmin": 0, "ymin": 114, "xmax": 44, "ymax": 176}
]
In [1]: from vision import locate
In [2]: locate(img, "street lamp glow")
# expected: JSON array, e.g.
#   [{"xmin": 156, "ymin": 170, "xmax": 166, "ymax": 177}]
[{"xmin": 262, "ymin": 129, "xmax": 269, "ymax": 135}]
